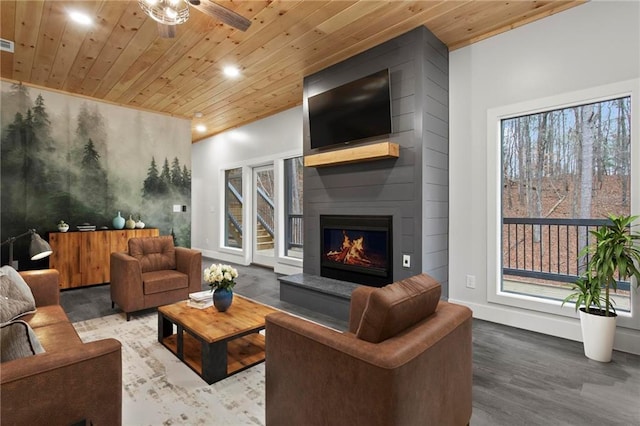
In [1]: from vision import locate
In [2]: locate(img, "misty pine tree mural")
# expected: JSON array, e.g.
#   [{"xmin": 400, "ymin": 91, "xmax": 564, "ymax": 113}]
[{"xmin": 1, "ymin": 82, "xmax": 192, "ymax": 268}]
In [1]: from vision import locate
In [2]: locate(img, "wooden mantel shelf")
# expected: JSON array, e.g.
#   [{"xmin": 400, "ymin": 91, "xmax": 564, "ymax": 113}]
[{"xmin": 304, "ymin": 142, "xmax": 399, "ymax": 167}]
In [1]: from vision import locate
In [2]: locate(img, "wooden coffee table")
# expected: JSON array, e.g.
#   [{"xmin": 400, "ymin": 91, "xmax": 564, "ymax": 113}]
[{"xmin": 157, "ymin": 294, "xmax": 280, "ymax": 384}]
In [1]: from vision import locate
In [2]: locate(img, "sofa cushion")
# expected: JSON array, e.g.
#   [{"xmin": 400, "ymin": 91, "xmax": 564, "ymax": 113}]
[
  {"xmin": 142, "ymin": 270, "xmax": 188, "ymax": 295},
  {"xmin": 1, "ymin": 320, "xmax": 45, "ymax": 362},
  {"xmin": 21, "ymin": 305, "xmax": 69, "ymax": 330},
  {"xmin": 32, "ymin": 321, "xmax": 83, "ymax": 351},
  {"xmin": 0, "ymin": 266, "xmax": 36, "ymax": 324},
  {"xmin": 356, "ymin": 274, "xmax": 441, "ymax": 343},
  {"xmin": 129, "ymin": 236, "xmax": 176, "ymax": 273}
]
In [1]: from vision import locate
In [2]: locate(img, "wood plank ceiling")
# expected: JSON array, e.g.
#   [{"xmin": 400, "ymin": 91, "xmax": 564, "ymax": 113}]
[{"xmin": 0, "ymin": 0, "xmax": 585, "ymax": 142}]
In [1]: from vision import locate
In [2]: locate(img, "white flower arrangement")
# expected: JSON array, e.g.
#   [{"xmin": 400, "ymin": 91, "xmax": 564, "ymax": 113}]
[{"xmin": 204, "ymin": 263, "xmax": 238, "ymax": 291}]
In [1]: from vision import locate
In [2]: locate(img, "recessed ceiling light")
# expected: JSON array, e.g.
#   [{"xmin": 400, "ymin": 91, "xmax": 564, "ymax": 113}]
[
  {"xmin": 196, "ymin": 124, "xmax": 207, "ymax": 133},
  {"xmin": 69, "ymin": 10, "xmax": 93, "ymax": 25},
  {"xmin": 194, "ymin": 112, "xmax": 203, "ymax": 118},
  {"xmin": 223, "ymin": 66, "xmax": 240, "ymax": 78}
]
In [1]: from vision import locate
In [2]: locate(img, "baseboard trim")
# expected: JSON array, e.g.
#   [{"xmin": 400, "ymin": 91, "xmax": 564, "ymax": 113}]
[{"xmin": 449, "ymin": 298, "xmax": 640, "ymax": 356}]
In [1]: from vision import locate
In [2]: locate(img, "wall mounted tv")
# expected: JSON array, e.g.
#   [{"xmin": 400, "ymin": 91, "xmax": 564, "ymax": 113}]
[{"xmin": 308, "ymin": 69, "xmax": 392, "ymax": 150}]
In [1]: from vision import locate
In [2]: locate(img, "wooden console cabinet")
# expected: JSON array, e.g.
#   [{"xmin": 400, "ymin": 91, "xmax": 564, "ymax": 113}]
[{"xmin": 49, "ymin": 229, "xmax": 159, "ymax": 289}]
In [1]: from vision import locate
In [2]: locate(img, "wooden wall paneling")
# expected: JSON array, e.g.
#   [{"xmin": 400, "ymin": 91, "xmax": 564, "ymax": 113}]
[
  {"xmin": 63, "ymin": 1, "xmax": 127, "ymax": 94},
  {"xmin": 0, "ymin": 0, "xmax": 586, "ymax": 141},
  {"xmin": 11, "ymin": 0, "xmax": 45, "ymax": 82},
  {"xmin": 49, "ymin": 232, "xmax": 82, "ymax": 289},
  {"xmin": 29, "ymin": 1, "xmax": 68, "ymax": 86},
  {"xmin": 186, "ymin": 1, "xmax": 420, "ymax": 123},
  {"xmin": 80, "ymin": 1, "xmax": 148, "ymax": 97},
  {"xmin": 174, "ymin": 1, "xmax": 354, "ymax": 117},
  {"xmin": 153, "ymin": 1, "xmax": 324, "ymax": 113},
  {"xmin": 91, "ymin": 13, "xmax": 159, "ymax": 100},
  {"xmin": 114, "ymin": 9, "xmax": 230, "ymax": 106},
  {"xmin": 0, "ymin": 1, "xmax": 16, "ymax": 76},
  {"xmin": 46, "ymin": 1, "xmax": 105, "ymax": 90}
]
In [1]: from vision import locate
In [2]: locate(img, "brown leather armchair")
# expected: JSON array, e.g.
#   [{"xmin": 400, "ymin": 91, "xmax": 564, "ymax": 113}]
[
  {"xmin": 265, "ymin": 274, "xmax": 473, "ymax": 426},
  {"xmin": 110, "ymin": 236, "xmax": 202, "ymax": 320}
]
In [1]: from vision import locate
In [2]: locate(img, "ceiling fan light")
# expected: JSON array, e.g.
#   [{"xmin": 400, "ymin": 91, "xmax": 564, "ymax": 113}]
[
  {"xmin": 223, "ymin": 66, "xmax": 240, "ymax": 78},
  {"xmin": 68, "ymin": 11, "xmax": 93, "ymax": 25},
  {"xmin": 138, "ymin": 0, "xmax": 189, "ymax": 25}
]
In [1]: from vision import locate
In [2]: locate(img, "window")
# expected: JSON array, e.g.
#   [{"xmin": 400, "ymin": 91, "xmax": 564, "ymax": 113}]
[
  {"xmin": 224, "ymin": 167, "xmax": 243, "ymax": 249},
  {"xmin": 284, "ymin": 157, "xmax": 303, "ymax": 258},
  {"xmin": 500, "ymin": 96, "xmax": 632, "ymax": 311}
]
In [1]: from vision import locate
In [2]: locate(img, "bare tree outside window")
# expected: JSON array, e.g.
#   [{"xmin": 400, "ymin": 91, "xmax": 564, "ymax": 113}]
[{"xmin": 501, "ymin": 96, "xmax": 631, "ymax": 310}]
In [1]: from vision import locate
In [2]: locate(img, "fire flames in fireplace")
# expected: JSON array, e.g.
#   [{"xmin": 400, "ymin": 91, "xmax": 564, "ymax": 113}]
[{"xmin": 325, "ymin": 230, "xmax": 386, "ymax": 268}]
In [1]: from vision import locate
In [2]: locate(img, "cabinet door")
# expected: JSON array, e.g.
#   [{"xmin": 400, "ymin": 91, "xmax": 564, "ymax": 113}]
[
  {"xmin": 134, "ymin": 228, "xmax": 160, "ymax": 238},
  {"xmin": 81, "ymin": 231, "xmax": 111, "ymax": 286},
  {"xmin": 49, "ymin": 233, "xmax": 82, "ymax": 289},
  {"xmin": 109, "ymin": 230, "xmax": 130, "ymax": 254}
]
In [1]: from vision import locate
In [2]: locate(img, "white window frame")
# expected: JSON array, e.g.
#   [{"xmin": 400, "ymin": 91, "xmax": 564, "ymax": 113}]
[
  {"xmin": 278, "ymin": 154, "xmax": 304, "ymax": 267},
  {"xmin": 217, "ymin": 150, "xmax": 303, "ymax": 269},
  {"xmin": 486, "ymin": 79, "xmax": 640, "ymax": 331}
]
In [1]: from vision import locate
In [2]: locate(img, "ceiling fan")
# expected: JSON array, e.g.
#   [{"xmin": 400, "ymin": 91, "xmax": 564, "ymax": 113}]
[{"xmin": 138, "ymin": 0, "xmax": 251, "ymax": 38}]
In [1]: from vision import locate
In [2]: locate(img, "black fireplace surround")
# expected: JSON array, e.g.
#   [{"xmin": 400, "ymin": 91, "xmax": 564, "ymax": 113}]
[{"xmin": 320, "ymin": 215, "xmax": 393, "ymax": 287}]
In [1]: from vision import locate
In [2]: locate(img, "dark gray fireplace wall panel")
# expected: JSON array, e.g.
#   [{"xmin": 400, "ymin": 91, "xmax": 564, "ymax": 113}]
[{"xmin": 302, "ymin": 26, "xmax": 449, "ymax": 295}]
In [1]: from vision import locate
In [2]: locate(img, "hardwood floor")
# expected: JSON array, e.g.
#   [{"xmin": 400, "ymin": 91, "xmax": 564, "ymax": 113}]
[{"xmin": 60, "ymin": 259, "xmax": 640, "ymax": 425}]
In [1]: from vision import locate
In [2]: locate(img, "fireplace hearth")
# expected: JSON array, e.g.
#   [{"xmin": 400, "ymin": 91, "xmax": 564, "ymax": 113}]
[{"xmin": 320, "ymin": 215, "xmax": 392, "ymax": 287}]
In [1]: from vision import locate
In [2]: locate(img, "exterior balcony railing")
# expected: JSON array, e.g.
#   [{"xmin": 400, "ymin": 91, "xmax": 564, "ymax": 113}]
[{"xmin": 502, "ymin": 217, "xmax": 631, "ymax": 292}]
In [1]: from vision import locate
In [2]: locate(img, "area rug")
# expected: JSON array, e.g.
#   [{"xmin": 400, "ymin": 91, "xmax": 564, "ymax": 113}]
[{"xmin": 73, "ymin": 312, "xmax": 265, "ymax": 425}]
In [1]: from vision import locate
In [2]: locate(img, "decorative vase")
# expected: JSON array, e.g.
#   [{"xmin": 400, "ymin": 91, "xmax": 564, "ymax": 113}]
[
  {"xmin": 212, "ymin": 288, "xmax": 233, "ymax": 312},
  {"xmin": 579, "ymin": 308, "xmax": 617, "ymax": 362},
  {"xmin": 125, "ymin": 215, "xmax": 136, "ymax": 229},
  {"xmin": 57, "ymin": 223, "xmax": 69, "ymax": 232},
  {"xmin": 135, "ymin": 219, "xmax": 145, "ymax": 229},
  {"xmin": 113, "ymin": 212, "xmax": 125, "ymax": 230}
]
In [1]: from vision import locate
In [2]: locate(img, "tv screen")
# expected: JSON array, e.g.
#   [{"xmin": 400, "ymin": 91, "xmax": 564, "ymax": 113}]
[{"xmin": 308, "ymin": 69, "xmax": 392, "ymax": 150}]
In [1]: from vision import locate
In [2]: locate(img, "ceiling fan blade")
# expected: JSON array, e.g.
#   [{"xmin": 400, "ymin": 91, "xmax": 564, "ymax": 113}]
[
  {"xmin": 157, "ymin": 23, "xmax": 177, "ymax": 38},
  {"xmin": 189, "ymin": 0, "xmax": 251, "ymax": 32}
]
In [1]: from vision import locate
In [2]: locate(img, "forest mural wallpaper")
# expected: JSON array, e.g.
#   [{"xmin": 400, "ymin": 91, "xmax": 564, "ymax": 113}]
[{"xmin": 1, "ymin": 81, "xmax": 192, "ymax": 269}]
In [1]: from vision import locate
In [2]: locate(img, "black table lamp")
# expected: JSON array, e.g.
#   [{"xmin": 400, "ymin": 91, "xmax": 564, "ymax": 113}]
[{"xmin": 1, "ymin": 229, "xmax": 53, "ymax": 269}]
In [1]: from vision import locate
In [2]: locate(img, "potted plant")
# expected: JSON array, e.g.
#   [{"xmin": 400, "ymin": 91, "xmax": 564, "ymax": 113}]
[
  {"xmin": 204, "ymin": 263, "xmax": 238, "ymax": 312},
  {"xmin": 563, "ymin": 214, "xmax": 640, "ymax": 362},
  {"xmin": 57, "ymin": 220, "xmax": 69, "ymax": 232}
]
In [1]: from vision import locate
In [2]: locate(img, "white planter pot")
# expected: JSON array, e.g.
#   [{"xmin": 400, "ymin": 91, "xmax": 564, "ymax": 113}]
[{"xmin": 579, "ymin": 308, "xmax": 617, "ymax": 362}]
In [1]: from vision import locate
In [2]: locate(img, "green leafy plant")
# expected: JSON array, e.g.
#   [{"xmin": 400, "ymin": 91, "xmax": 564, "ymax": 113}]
[{"xmin": 563, "ymin": 214, "xmax": 640, "ymax": 316}]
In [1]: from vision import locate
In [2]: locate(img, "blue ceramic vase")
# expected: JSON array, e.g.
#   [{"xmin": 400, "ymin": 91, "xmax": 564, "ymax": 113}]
[
  {"xmin": 213, "ymin": 288, "xmax": 233, "ymax": 312},
  {"xmin": 112, "ymin": 211, "xmax": 125, "ymax": 229}
]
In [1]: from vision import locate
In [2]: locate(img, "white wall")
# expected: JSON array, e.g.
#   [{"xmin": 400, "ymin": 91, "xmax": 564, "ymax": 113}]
[
  {"xmin": 449, "ymin": 1, "xmax": 640, "ymax": 354},
  {"xmin": 191, "ymin": 106, "xmax": 303, "ymax": 274}
]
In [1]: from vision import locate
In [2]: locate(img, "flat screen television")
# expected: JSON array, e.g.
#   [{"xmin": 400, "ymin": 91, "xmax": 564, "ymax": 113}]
[{"xmin": 308, "ymin": 69, "xmax": 392, "ymax": 150}]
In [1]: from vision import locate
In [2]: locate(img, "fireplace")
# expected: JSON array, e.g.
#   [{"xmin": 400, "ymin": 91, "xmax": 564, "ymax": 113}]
[{"xmin": 320, "ymin": 215, "xmax": 393, "ymax": 287}]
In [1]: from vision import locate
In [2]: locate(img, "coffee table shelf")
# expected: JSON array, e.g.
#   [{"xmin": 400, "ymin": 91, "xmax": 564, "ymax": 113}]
[
  {"xmin": 161, "ymin": 332, "xmax": 266, "ymax": 376},
  {"xmin": 157, "ymin": 295, "xmax": 279, "ymax": 384}
]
